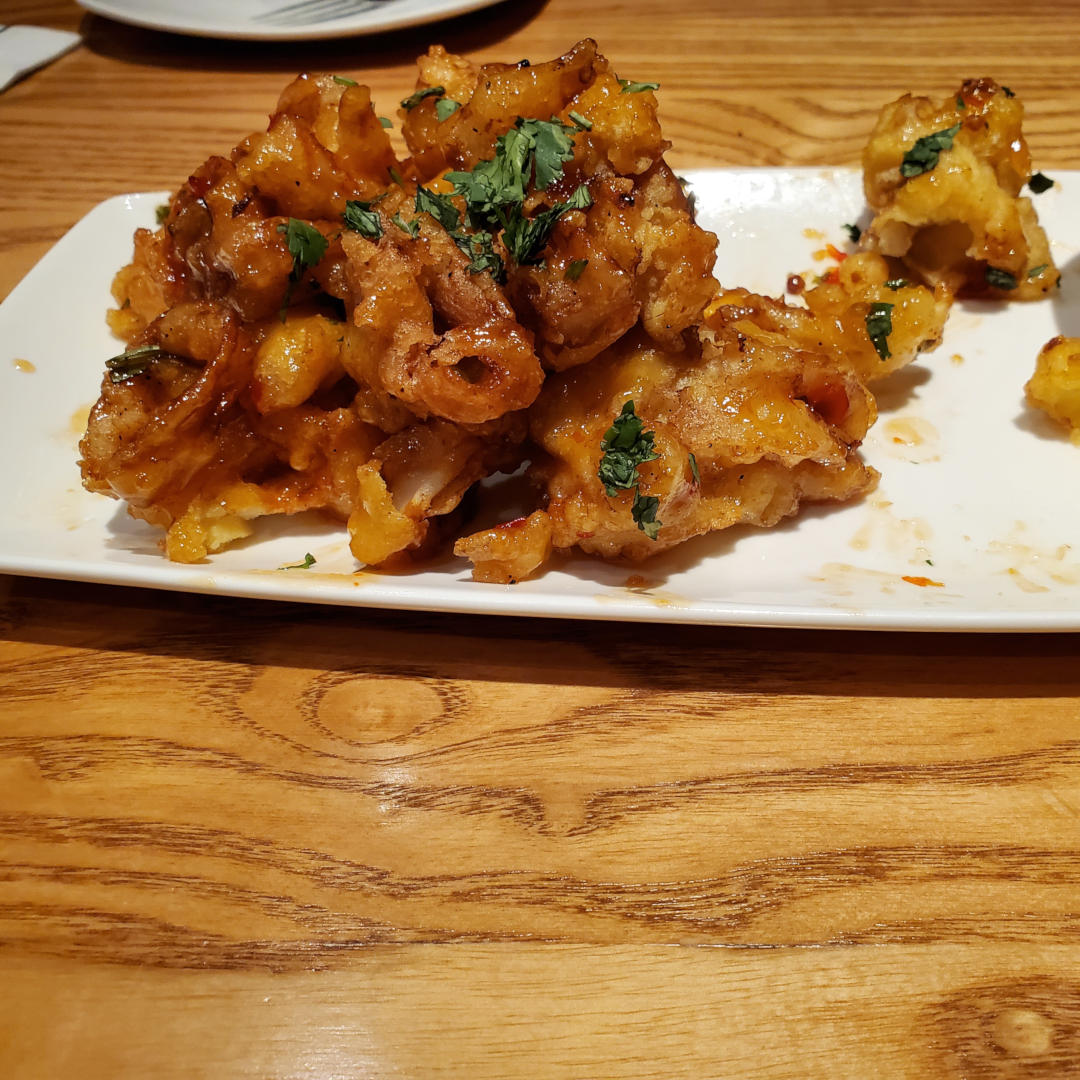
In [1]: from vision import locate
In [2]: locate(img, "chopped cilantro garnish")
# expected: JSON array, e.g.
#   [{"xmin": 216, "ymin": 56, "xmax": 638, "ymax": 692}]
[
  {"xmin": 435, "ymin": 98, "xmax": 461, "ymax": 122},
  {"xmin": 1029, "ymin": 171, "xmax": 1054, "ymax": 194},
  {"xmin": 391, "ymin": 212, "xmax": 419, "ymax": 238},
  {"xmin": 155, "ymin": 203, "xmax": 170, "ymax": 225},
  {"xmin": 441, "ymin": 116, "xmax": 588, "ymax": 276},
  {"xmin": 503, "ymin": 184, "xmax": 592, "ymax": 267},
  {"xmin": 985, "ymin": 266, "xmax": 1018, "ymax": 290},
  {"xmin": 343, "ymin": 199, "xmax": 383, "ymax": 240},
  {"xmin": 865, "ymin": 302, "xmax": 894, "ymax": 360},
  {"xmin": 1027, "ymin": 264, "xmax": 1049, "ymax": 279},
  {"xmin": 900, "ymin": 122, "xmax": 961, "ymax": 179},
  {"xmin": 884, "ymin": 278, "xmax": 910, "ymax": 290},
  {"xmin": 452, "ymin": 229, "xmax": 503, "ymax": 279},
  {"xmin": 631, "ymin": 491, "xmax": 662, "ymax": 540},
  {"xmin": 281, "ymin": 553, "xmax": 316, "ymax": 570},
  {"xmin": 415, "ymin": 185, "xmax": 461, "ymax": 232},
  {"xmin": 565, "ymin": 258, "xmax": 588, "ymax": 282},
  {"xmin": 388, "ymin": 166, "xmax": 405, "ymax": 187},
  {"xmin": 618, "ymin": 79, "xmax": 660, "ymax": 94},
  {"xmin": 568, "ymin": 110, "xmax": 592, "ymax": 131},
  {"xmin": 332, "ymin": 75, "xmax": 357, "ymax": 87},
  {"xmin": 379, "ymin": 116, "xmax": 392, "ymax": 129},
  {"xmin": 842, "ymin": 223, "xmax": 861, "ymax": 244},
  {"xmin": 598, "ymin": 401, "xmax": 662, "ymax": 539},
  {"xmin": 598, "ymin": 401, "xmax": 658, "ymax": 494},
  {"xmin": 1002, "ymin": 85, "xmax": 1016, "ymax": 98},
  {"xmin": 955, "ymin": 95, "xmax": 966, "ymax": 110},
  {"xmin": 401, "ymin": 85, "xmax": 445, "ymax": 110},
  {"xmin": 277, "ymin": 219, "xmax": 328, "ymax": 320},
  {"xmin": 688, "ymin": 452, "xmax": 700, "ymax": 485}
]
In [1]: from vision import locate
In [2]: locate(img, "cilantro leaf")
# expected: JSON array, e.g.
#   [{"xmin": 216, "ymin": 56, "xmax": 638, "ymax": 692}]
[
  {"xmin": 598, "ymin": 401, "xmax": 659, "ymax": 495},
  {"xmin": 452, "ymin": 229, "xmax": 504, "ymax": 280},
  {"xmin": 955, "ymin": 94, "xmax": 966, "ymax": 110},
  {"xmin": 279, "ymin": 218, "xmax": 328, "ymax": 270},
  {"xmin": 900, "ymin": 122, "xmax": 961, "ymax": 179},
  {"xmin": 392, "ymin": 212, "xmax": 419, "ymax": 238},
  {"xmin": 442, "ymin": 115, "xmax": 585, "ymax": 278},
  {"xmin": 435, "ymin": 98, "xmax": 461, "ymax": 122},
  {"xmin": 379, "ymin": 116, "xmax": 392, "ymax": 129},
  {"xmin": 1029, "ymin": 171, "xmax": 1054, "ymax": 194},
  {"xmin": 415, "ymin": 186, "xmax": 461, "ymax": 233},
  {"xmin": 519, "ymin": 117, "xmax": 576, "ymax": 190},
  {"xmin": 1027, "ymin": 264, "xmax": 1049, "ymax": 279},
  {"xmin": 985, "ymin": 266, "xmax": 1018, "ymax": 290},
  {"xmin": 332, "ymin": 75, "xmax": 357, "ymax": 87},
  {"xmin": 388, "ymin": 166, "xmax": 405, "ymax": 187},
  {"xmin": 401, "ymin": 85, "xmax": 445, "ymax": 110},
  {"xmin": 568, "ymin": 110, "xmax": 592, "ymax": 131},
  {"xmin": 343, "ymin": 199, "xmax": 383, "ymax": 240},
  {"xmin": 842, "ymin": 223, "xmax": 861, "ymax": 243},
  {"xmin": 155, "ymin": 203, "xmax": 170, "ymax": 225},
  {"xmin": 865, "ymin": 302, "xmax": 894, "ymax": 360},
  {"xmin": 632, "ymin": 491, "xmax": 662, "ymax": 540},
  {"xmin": 688, "ymin": 452, "xmax": 700, "ymax": 485},
  {"xmin": 618, "ymin": 79, "xmax": 660, "ymax": 94},
  {"xmin": 281, "ymin": 553, "xmax": 316, "ymax": 570},
  {"xmin": 503, "ymin": 184, "xmax": 592, "ymax": 267},
  {"xmin": 276, "ymin": 219, "xmax": 328, "ymax": 320},
  {"xmin": 1002, "ymin": 86, "xmax": 1016, "ymax": 98},
  {"xmin": 565, "ymin": 258, "xmax": 588, "ymax": 282}
]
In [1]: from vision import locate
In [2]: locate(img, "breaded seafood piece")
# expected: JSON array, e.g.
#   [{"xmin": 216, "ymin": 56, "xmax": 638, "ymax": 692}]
[
  {"xmin": 349, "ymin": 415, "xmax": 527, "ymax": 566},
  {"xmin": 80, "ymin": 301, "xmax": 383, "ymax": 563},
  {"xmin": 720, "ymin": 253, "xmax": 950, "ymax": 384},
  {"xmin": 863, "ymin": 78, "xmax": 1059, "ymax": 300},
  {"xmin": 456, "ymin": 304, "xmax": 878, "ymax": 581},
  {"xmin": 1026, "ymin": 337, "xmax": 1080, "ymax": 443},
  {"xmin": 401, "ymin": 40, "xmax": 716, "ymax": 368},
  {"xmin": 341, "ymin": 223, "xmax": 544, "ymax": 426}
]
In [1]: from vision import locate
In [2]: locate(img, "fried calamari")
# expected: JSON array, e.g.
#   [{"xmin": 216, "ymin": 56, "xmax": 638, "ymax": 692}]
[{"xmin": 80, "ymin": 54, "xmax": 1059, "ymax": 582}]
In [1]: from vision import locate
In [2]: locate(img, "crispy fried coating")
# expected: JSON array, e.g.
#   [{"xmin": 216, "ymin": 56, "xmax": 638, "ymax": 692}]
[
  {"xmin": 716, "ymin": 253, "xmax": 950, "ymax": 384},
  {"xmin": 863, "ymin": 78, "xmax": 1058, "ymax": 300},
  {"xmin": 349, "ymin": 414, "xmax": 526, "ymax": 565},
  {"xmin": 1026, "ymin": 337, "xmax": 1080, "ymax": 443},
  {"xmin": 455, "ymin": 303, "xmax": 878, "ymax": 579},
  {"xmin": 341, "ymin": 223, "xmax": 544, "ymax": 425},
  {"xmin": 79, "ymin": 301, "xmax": 383, "ymax": 563}
]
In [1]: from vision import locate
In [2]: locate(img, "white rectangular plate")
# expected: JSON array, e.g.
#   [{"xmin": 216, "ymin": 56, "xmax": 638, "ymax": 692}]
[{"xmin": 2, "ymin": 169, "xmax": 1079, "ymax": 629}]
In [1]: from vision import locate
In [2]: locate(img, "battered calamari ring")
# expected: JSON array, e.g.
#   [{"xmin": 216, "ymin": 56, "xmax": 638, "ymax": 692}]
[{"xmin": 342, "ymin": 224, "xmax": 544, "ymax": 425}]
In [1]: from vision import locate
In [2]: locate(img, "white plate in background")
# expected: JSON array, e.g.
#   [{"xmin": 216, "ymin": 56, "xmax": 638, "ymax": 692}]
[
  {"xmin": 77, "ymin": 0, "xmax": 507, "ymax": 41},
  {"xmin": 1, "ymin": 169, "xmax": 1078, "ymax": 630}
]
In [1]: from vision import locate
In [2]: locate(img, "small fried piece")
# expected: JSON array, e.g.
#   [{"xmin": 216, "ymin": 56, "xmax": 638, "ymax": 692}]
[
  {"xmin": 348, "ymin": 415, "xmax": 527, "ymax": 566},
  {"xmin": 863, "ymin": 78, "xmax": 1059, "ymax": 299},
  {"xmin": 717, "ymin": 253, "xmax": 949, "ymax": 384},
  {"xmin": 1026, "ymin": 336, "xmax": 1080, "ymax": 443}
]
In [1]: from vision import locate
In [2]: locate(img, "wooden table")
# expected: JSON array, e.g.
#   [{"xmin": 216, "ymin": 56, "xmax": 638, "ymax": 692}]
[{"xmin": 2, "ymin": 1, "xmax": 1080, "ymax": 1076}]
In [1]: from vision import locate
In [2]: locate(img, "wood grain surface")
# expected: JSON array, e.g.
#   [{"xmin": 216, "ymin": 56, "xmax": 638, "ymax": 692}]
[{"xmin": 3, "ymin": 1, "xmax": 1080, "ymax": 1077}]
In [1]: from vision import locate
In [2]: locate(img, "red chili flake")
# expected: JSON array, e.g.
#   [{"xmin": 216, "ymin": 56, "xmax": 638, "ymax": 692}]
[{"xmin": 902, "ymin": 575, "xmax": 944, "ymax": 588}]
